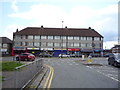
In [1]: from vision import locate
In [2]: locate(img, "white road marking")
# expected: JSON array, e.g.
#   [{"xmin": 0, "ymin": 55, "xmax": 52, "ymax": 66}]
[{"xmin": 86, "ymin": 66, "xmax": 120, "ymax": 82}]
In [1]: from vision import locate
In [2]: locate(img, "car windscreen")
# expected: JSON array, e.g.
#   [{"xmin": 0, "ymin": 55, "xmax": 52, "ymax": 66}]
[{"xmin": 20, "ymin": 54, "xmax": 28, "ymax": 56}]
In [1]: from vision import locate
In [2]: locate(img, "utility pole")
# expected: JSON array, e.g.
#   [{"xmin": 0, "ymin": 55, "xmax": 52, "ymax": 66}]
[{"xmin": 61, "ymin": 21, "xmax": 64, "ymax": 58}]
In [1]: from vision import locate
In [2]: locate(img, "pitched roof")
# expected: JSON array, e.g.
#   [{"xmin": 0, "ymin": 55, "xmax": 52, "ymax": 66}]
[
  {"xmin": 0, "ymin": 37, "xmax": 13, "ymax": 44},
  {"xmin": 14, "ymin": 27, "xmax": 103, "ymax": 37}
]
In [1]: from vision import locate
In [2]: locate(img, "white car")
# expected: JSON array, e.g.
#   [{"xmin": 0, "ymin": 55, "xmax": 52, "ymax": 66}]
[{"xmin": 59, "ymin": 54, "xmax": 70, "ymax": 58}]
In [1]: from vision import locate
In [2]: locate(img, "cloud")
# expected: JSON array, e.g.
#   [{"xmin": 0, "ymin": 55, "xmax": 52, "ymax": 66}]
[
  {"xmin": 1, "ymin": 24, "xmax": 24, "ymax": 40},
  {"xmin": 11, "ymin": 0, "xmax": 18, "ymax": 12},
  {"xmin": 8, "ymin": 3, "xmax": 118, "ymax": 48}
]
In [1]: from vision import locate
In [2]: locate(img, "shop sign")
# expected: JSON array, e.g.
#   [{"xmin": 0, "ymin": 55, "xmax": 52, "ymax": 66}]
[
  {"xmin": 27, "ymin": 48, "xmax": 39, "ymax": 50},
  {"xmin": 41, "ymin": 48, "xmax": 53, "ymax": 50},
  {"xmin": 54, "ymin": 48, "xmax": 67, "ymax": 50},
  {"xmin": 1, "ymin": 49, "xmax": 7, "ymax": 52},
  {"xmin": 81, "ymin": 49, "xmax": 93, "ymax": 52},
  {"xmin": 68, "ymin": 48, "xmax": 80, "ymax": 51},
  {"xmin": 14, "ymin": 47, "xmax": 25, "ymax": 50}
]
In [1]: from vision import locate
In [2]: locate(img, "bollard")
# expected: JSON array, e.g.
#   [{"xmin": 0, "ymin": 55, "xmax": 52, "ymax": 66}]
[{"xmin": 82, "ymin": 55, "xmax": 85, "ymax": 60}]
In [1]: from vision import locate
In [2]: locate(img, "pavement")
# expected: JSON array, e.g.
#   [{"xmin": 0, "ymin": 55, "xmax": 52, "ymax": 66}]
[{"xmin": 25, "ymin": 66, "xmax": 48, "ymax": 89}]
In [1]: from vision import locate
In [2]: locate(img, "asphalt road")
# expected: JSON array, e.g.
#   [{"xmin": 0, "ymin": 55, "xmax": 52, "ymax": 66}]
[{"xmin": 43, "ymin": 57, "xmax": 120, "ymax": 88}]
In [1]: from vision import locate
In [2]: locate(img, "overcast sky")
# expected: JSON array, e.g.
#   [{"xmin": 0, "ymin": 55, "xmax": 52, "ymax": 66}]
[{"xmin": 0, "ymin": 0, "xmax": 119, "ymax": 49}]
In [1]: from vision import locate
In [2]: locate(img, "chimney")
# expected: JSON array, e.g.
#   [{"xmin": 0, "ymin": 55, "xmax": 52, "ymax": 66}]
[
  {"xmin": 88, "ymin": 27, "xmax": 91, "ymax": 29},
  {"xmin": 41, "ymin": 25, "xmax": 43, "ymax": 28},
  {"xmin": 16, "ymin": 28, "xmax": 18, "ymax": 32}
]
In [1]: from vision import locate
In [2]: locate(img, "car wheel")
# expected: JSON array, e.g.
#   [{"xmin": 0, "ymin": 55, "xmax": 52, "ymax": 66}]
[
  {"xmin": 16, "ymin": 57, "xmax": 19, "ymax": 61},
  {"xmin": 114, "ymin": 62, "xmax": 118, "ymax": 67},
  {"xmin": 25, "ymin": 59, "xmax": 28, "ymax": 61},
  {"xmin": 108, "ymin": 61, "xmax": 110, "ymax": 65}
]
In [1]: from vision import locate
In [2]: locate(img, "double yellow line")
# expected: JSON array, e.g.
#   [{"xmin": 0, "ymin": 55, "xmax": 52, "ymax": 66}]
[{"xmin": 43, "ymin": 64, "xmax": 54, "ymax": 89}]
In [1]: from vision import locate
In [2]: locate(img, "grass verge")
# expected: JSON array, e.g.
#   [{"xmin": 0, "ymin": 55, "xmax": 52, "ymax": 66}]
[{"xmin": 1, "ymin": 61, "xmax": 24, "ymax": 71}]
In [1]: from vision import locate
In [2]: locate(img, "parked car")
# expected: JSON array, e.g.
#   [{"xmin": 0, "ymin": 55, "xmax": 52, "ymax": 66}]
[
  {"xmin": 39, "ymin": 53, "xmax": 52, "ymax": 57},
  {"xmin": 70, "ymin": 54, "xmax": 81, "ymax": 57},
  {"xmin": 108, "ymin": 53, "xmax": 120, "ymax": 67},
  {"xmin": 16, "ymin": 53, "xmax": 35, "ymax": 61},
  {"xmin": 103, "ymin": 53, "xmax": 111, "ymax": 57},
  {"xmin": 59, "ymin": 54, "xmax": 70, "ymax": 58},
  {"xmin": 70, "ymin": 54, "xmax": 76, "ymax": 57}
]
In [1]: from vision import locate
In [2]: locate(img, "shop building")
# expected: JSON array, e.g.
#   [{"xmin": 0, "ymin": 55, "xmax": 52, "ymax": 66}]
[
  {"xmin": 13, "ymin": 26, "xmax": 103, "ymax": 57},
  {"xmin": 0, "ymin": 37, "xmax": 13, "ymax": 56}
]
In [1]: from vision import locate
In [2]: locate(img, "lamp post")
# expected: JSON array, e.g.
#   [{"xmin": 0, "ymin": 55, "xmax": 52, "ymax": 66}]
[{"xmin": 61, "ymin": 21, "xmax": 64, "ymax": 58}]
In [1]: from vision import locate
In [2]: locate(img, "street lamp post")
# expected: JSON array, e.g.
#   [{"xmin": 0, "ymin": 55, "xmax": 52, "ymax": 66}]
[{"xmin": 61, "ymin": 21, "xmax": 64, "ymax": 58}]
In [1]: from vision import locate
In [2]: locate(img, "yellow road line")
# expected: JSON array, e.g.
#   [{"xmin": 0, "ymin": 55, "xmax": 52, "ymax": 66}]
[
  {"xmin": 47, "ymin": 66, "xmax": 54, "ymax": 88},
  {"xmin": 43, "ymin": 64, "xmax": 54, "ymax": 89}
]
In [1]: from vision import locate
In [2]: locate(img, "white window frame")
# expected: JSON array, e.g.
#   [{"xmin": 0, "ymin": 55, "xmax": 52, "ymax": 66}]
[
  {"xmin": 74, "ymin": 43, "xmax": 79, "ymax": 47},
  {"xmin": 34, "ymin": 36, "xmax": 40, "ymax": 39},
  {"xmin": 81, "ymin": 37, "xmax": 86, "ymax": 40},
  {"xmin": 41, "ymin": 42, "xmax": 46, "ymax": 46},
  {"xmin": 28, "ymin": 42, "xmax": 33, "ymax": 46},
  {"xmin": 54, "ymin": 36, "xmax": 61, "ymax": 40},
  {"xmin": 48, "ymin": 36, "xmax": 54, "ymax": 39},
  {"xmin": 87, "ymin": 37, "xmax": 92, "ymax": 40},
  {"xmin": 28, "ymin": 35, "xmax": 33, "ymax": 39},
  {"xmin": 68, "ymin": 36, "xmax": 73, "ymax": 40},
  {"xmin": 81, "ymin": 43, "xmax": 86, "ymax": 47},
  {"xmin": 41, "ymin": 36, "xmax": 47, "ymax": 39},
  {"xmin": 47, "ymin": 42, "xmax": 53, "ymax": 47},
  {"xmin": 34, "ymin": 42, "xmax": 40, "ymax": 46},
  {"xmin": 62, "ymin": 36, "xmax": 67, "ymax": 40},
  {"xmin": 74, "ymin": 36, "xmax": 79, "ymax": 40},
  {"xmin": 54, "ymin": 43, "xmax": 60, "ymax": 47},
  {"xmin": 94, "ymin": 37, "xmax": 100, "ymax": 41},
  {"xmin": 68, "ymin": 43, "xmax": 74, "ymax": 47},
  {"xmin": 3, "ymin": 44, "xmax": 7, "ymax": 47}
]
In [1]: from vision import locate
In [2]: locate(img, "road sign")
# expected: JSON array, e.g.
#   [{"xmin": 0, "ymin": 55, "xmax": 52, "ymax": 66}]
[{"xmin": 88, "ymin": 59, "xmax": 92, "ymax": 64}]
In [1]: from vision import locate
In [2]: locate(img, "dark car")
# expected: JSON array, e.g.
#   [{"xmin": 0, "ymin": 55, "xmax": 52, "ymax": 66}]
[
  {"xmin": 108, "ymin": 53, "xmax": 120, "ymax": 67},
  {"xmin": 16, "ymin": 53, "xmax": 35, "ymax": 61},
  {"xmin": 39, "ymin": 53, "xmax": 52, "ymax": 57}
]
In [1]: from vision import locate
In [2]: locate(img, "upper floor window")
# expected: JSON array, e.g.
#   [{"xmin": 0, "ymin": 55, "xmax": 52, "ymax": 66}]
[
  {"xmin": 68, "ymin": 36, "xmax": 73, "ymax": 40},
  {"xmin": 41, "ymin": 42, "xmax": 46, "ymax": 46},
  {"xmin": 28, "ymin": 35, "xmax": 33, "ymax": 39},
  {"xmin": 74, "ymin": 36, "xmax": 79, "ymax": 40},
  {"xmin": 0, "ymin": 43, "xmax": 1, "ymax": 47},
  {"xmin": 81, "ymin": 37, "xmax": 86, "ymax": 40},
  {"xmin": 48, "ymin": 36, "xmax": 54, "ymax": 39},
  {"xmin": 101, "ymin": 38, "xmax": 103, "ymax": 41},
  {"xmin": 94, "ymin": 37, "xmax": 100, "ymax": 41},
  {"xmin": 3, "ymin": 44, "xmax": 7, "ymax": 47},
  {"xmin": 81, "ymin": 43, "xmax": 86, "ymax": 47},
  {"xmin": 62, "ymin": 43, "xmax": 66, "ymax": 47},
  {"xmin": 21, "ymin": 35, "xmax": 26, "ymax": 39},
  {"xmin": 68, "ymin": 43, "xmax": 74, "ymax": 47},
  {"xmin": 47, "ymin": 42, "xmax": 54, "ymax": 47},
  {"xmin": 34, "ymin": 42, "xmax": 40, "ymax": 46},
  {"xmin": 41, "ymin": 36, "xmax": 47, "ymax": 39},
  {"xmin": 28, "ymin": 42, "xmax": 33, "ymax": 46},
  {"xmin": 87, "ymin": 37, "xmax": 92, "ymax": 40},
  {"xmin": 54, "ymin": 43, "xmax": 60, "ymax": 47},
  {"xmin": 54, "ymin": 36, "xmax": 60, "ymax": 40},
  {"xmin": 74, "ymin": 43, "xmax": 79, "ymax": 47},
  {"xmin": 62, "ymin": 36, "xmax": 67, "ymax": 40},
  {"xmin": 86, "ymin": 43, "xmax": 92, "ymax": 47},
  {"xmin": 22, "ymin": 42, "xmax": 26, "ymax": 46},
  {"xmin": 15, "ymin": 42, "xmax": 21, "ymax": 46},
  {"xmin": 34, "ymin": 36, "xmax": 40, "ymax": 39},
  {"xmin": 15, "ymin": 35, "xmax": 21, "ymax": 39}
]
